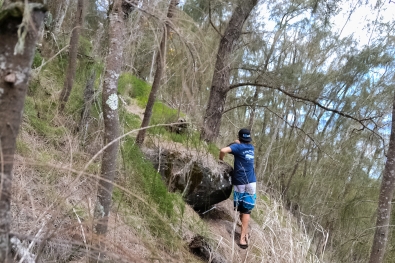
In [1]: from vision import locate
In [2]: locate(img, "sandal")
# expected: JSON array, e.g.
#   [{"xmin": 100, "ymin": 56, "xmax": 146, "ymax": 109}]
[
  {"xmin": 239, "ymin": 234, "xmax": 249, "ymax": 249},
  {"xmin": 239, "ymin": 243, "xmax": 248, "ymax": 249}
]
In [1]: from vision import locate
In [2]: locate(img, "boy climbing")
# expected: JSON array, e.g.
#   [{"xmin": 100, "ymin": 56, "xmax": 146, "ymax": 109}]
[{"xmin": 219, "ymin": 128, "xmax": 257, "ymax": 249}]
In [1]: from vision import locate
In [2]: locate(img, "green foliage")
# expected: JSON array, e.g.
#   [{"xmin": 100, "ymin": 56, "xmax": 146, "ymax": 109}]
[
  {"xmin": 64, "ymin": 84, "xmax": 85, "ymax": 117},
  {"xmin": 32, "ymin": 50, "xmax": 43, "ymax": 68},
  {"xmin": 55, "ymin": 49, "xmax": 69, "ymax": 73},
  {"xmin": 24, "ymin": 96, "xmax": 64, "ymax": 140},
  {"xmin": 117, "ymin": 74, "xmax": 206, "ymax": 147},
  {"xmin": 24, "ymin": 56, "xmax": 104, "ymax": 144},
  {"xmin": 151, "ymin": 101, "xmax": 180, "ymax": 124},
  {"xmin": 16, "ymin": 140, "xmax": 31, "ymax": 156},
  {"xmin": 121, "ymin": 137, "xmax": 177, "ymax": 218},
  {"xmin": 118, "ymin": 73, "xmax": 151, "ymax": 99},
  {"xmin": 65, "ymin": 59, "xmax": 103, "ymax": 117},
  {"xmin": 209, "ymin": 142, "xmax": 220, "ymax": 156},
  {"xmin": 117, "ymin": 137, "xmax": 190, "ymax": 250},
  {"xmin": 119, "ymin": 108, "xmax": 141, "ymax": 130},
  {"xmin": 78, "ymin": 35, "xmax": 93, "ymax": 56}
]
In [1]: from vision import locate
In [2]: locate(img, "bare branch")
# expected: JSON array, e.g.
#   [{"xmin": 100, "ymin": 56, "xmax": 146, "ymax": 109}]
[
  {"xmin": 228, "ymin": 81, "xmax": 386, "ymax": 152},
  {"xmin": 223, "ymin": 103, "xmax": 338, "ymax": 161},
  {"xmin": 228, "ymin": 82, "xmax": 380, "ymax": 127},
  {"xmin": 209, "ymin": 0, "xmax": 223, "ymax": 37}
]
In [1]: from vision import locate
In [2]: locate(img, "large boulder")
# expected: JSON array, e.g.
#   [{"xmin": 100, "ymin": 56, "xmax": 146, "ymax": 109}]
[{"xmin": 144, "ymin": 147, "xmax": 233, "ymax": 213}]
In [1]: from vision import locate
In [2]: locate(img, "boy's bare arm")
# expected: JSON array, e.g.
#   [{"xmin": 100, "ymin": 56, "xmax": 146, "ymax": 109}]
[{"xmin": 219, "ymin": 146, "xmax": 232, "ymax": 160}]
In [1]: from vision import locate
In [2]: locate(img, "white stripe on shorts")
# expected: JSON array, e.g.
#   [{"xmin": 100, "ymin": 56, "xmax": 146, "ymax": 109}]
[{"xmin": 233, "ymin": 182, "xmax": 256, "ymax": 195}]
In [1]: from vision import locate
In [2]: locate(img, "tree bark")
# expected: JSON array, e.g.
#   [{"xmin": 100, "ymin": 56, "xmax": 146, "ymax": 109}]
[
  {"xmin": 59, "ymin": 0, "xmax": 85, "ymax": 111},
  {"xmin": 201, "ymin": 0, "xmax": 258, "ymax": 142},
  {"xmin": 135, "ymin": 0, "xmax": 179, "ymax": 146},
  {"xmin": 47, "ymin": 0, "xmax": 70, "ymax": 36},
  {"xmin": 248, "ymin": 88, "xmax": 259, "ymax": 131},
  {"xmin": 0, "ymin": 2, "xmax": 46, "ymax": 262},
  {"xmin": 369, "ymin": 91, "xmax": 395, "ymax": 263},
  {"xmin": 91, "ymin": 0, "xmax": 134, "ymax": 261}
]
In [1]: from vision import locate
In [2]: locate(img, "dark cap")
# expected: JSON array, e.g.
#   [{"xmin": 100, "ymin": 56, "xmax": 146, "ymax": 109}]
[{"xmin": 238, "ymin": 128, "xmax": 252, "ymax": 142}]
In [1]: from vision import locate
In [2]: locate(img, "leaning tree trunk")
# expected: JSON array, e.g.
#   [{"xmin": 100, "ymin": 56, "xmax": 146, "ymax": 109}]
[
  {"xmin": 91, "ymin": 0, "xmax": 134, "ymax": 262},
  {"xmin": 0, "ymin": 2, "xmax": 46, "ymax": 262},
  {"xmin": 369, "ymin": 91, "xmax": 395, "ymax": 263},
  {"xmin": 201, "ymin": 0, "xmax": 258, "ymax": 142},
  {"xmin": 59, "ymin": 0, "xmax": 85, "ymax": 111},
  {"xmin": 135, "ymin": 0, "xmax": 179, "ymax": 147}
]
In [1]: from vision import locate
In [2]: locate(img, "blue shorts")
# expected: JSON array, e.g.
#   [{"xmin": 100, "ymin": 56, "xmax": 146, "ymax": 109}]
[{"xmin": 233, "ymin": 183, "xmax": 257, "ymax": 214}]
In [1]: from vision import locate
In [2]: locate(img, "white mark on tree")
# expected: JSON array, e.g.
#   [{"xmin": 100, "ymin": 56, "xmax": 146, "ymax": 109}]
[
  {"xmin": 95, "ymin": 202, "xmax": 105, "ymax": 218},
  {"xmin": 106, "ymin": 93, "xmax": 118, "ymax": 110}
]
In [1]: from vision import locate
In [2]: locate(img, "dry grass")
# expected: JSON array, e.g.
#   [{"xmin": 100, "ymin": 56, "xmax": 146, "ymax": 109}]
[
  {"xmin": 11, "ymin": 126, "xmax": 201, "ymax": 262},
  {"xmin": 10, "ymin": 71, "xmax": 326, "ymax": 262},
  {"xmin": 10, "ymin": 118, "xmax": 327, "ymax": 263},
  {"xmin": 199, "ymin": 194, "xmax": 323, "ymax": 263},
  {"xmin": 11, "ymin": 130, "xmax": 326, "ymax": 263}
]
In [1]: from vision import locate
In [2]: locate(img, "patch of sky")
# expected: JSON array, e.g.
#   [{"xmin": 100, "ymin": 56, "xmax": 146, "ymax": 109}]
[{"xmin": 332, "ymin": 0, "xmax": 395, "ymax": 48}]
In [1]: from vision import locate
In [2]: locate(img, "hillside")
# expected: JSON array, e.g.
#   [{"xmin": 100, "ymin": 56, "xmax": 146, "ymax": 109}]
[
  {"xmin": 10, "ymin": 67, "xmax": 320, "ymax": 262},
  {"xmin": 3, "ymin": 0, "xmax": 395, "ymax": 262}
]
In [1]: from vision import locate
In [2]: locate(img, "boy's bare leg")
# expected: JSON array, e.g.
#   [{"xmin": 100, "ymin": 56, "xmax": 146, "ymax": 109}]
[{"xmin": 240, "ymin": 213, "xmax": 250, "ymax": 245}]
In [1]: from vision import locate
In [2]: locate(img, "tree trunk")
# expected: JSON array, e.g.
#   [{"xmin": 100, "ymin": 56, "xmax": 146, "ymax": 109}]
[
  {"xmin": 91, "ymin": 0, "xmax": 134, "ymax": 261},
  {"xmin": 248, "ymin": 88, "xmax": 259, "ymax": 131},
  {"xmin": 283, "ymin": 161, "xmax": 300, "ymax": 198},
  {"xmin": 41, "ymin": 0, "xmax": 71, "ymax": 58},
  {"xmin": 148, "ymin": 50, "xmax": 156, "ymax": 83},
  {"xmin": 369, "ymin": 91, "xmax": 395, "ymax": 263},
  {"xmin": 135, "ymin": 0, "xmax": 179, "ymax": 146},
  {"xmin": 0, "ymin": 2, "xmax": 46, "ymax": 262},
  {"xmin": 48, "ymin": 0, "xmax": 70, "ymax": 36},
  {"xmin": 59, "ymin": 0, "xmax": 85, "ymax": 111},
  {"xmin": 201, "ymin": 0, "xmax": 258, "ymax": 142}
]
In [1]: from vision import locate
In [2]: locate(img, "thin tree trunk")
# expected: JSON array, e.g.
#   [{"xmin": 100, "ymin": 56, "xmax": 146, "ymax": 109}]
[
  {"xmin": 50, "ymin": 0, "xmax": 70, "ymax": 36},
  {"xmin": 91, "ymin": 1, "xmax": 134, "ymax": 262},
  {"xmin": 0, "ymin": 2, "xmax": 46, "ymax": 261},
  {"xmin": 201, "ymin": 0, "xmax": 258, "ymax": 142},
  {"xmin": 248, "ymin": 88, "xmax": 259, "ymax": 131},
  {"xmin": 59, "ymin": 0, "xmax": 85, "ymax": 111},
  {"xmin": 369, "ymin": 91, "xmax": 395, "ymax": 263},
  {"xmin": 135, "ymin": 0, "xmax": 179, "ymax": 146},
  {"xmin": 148, "ymin": 50, "xmax": 156, "ymax": 83},
  {"xmin": 283, "ymin": 162, "xmax": 300, "ymax": 198}
]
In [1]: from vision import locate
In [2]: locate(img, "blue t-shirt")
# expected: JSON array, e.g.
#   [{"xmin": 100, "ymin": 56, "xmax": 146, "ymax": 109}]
[{"xmin": 229, "ymin": 143, "xmax": 256, "ymax": 185}]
